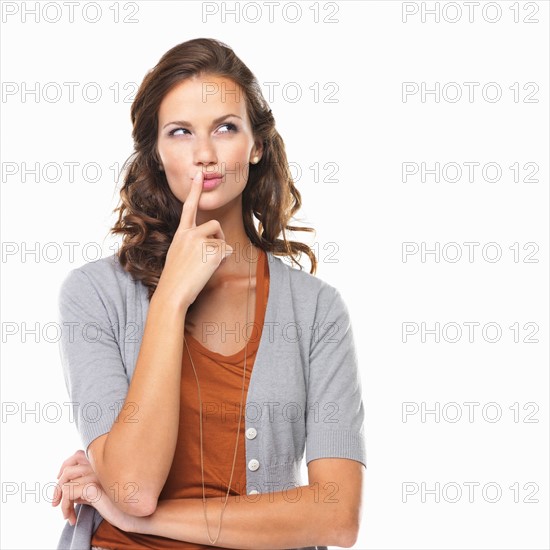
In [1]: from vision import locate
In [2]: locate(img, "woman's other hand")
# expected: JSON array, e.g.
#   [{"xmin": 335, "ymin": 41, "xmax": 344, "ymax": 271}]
[{"xmin": 52, "ymin": 449, "xmax": 132, "ymax": 531}]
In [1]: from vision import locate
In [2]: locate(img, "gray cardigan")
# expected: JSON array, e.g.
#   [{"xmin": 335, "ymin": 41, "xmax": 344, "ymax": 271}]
[{"xmin": 56, "ymin": 250, "xmax": 366, "ymax": 550}]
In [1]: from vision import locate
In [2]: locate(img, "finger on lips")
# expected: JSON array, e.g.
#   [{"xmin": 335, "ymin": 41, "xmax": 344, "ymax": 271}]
[{"xmin": 180, "ymin": 170, "xmax": 203, "ymax": 230}]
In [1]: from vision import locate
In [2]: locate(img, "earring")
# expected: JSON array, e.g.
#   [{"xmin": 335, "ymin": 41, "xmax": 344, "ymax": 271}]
[{"xmin": 251, "ymin": 156, "xmax": 260, "ymax": 164}]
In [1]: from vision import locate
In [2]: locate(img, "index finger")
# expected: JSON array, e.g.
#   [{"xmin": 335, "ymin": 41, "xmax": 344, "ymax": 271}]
[{"xmin": 179, "ymin": 170, "xmax": 203, "ymax": 230}]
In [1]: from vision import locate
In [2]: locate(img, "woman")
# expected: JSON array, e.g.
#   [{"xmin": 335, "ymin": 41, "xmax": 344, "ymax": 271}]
[{"xmin": 52, "ymin": 37, "xmax": 366, "ymax": 550}]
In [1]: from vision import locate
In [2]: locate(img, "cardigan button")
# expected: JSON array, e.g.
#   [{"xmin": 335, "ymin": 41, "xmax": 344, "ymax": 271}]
[
  {"xmin": 248, "ymin": 459, "xmax": 260, "ymax": 471},
  {"xmin": 245, "ymin": 428, "xmax": 257, "ymax": 439}
]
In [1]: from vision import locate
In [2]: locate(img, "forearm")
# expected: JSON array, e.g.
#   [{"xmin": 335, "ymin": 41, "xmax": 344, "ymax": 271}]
[
  {"xmin": 128, "ymin": 483, "xmax": 346, "ymax": 549},
  {"xmin": 99, "ymin": 293, "xmax": 187, "ymax": 511}
]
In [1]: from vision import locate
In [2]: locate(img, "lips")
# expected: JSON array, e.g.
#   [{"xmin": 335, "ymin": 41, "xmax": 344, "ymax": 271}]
[{"xmin": 203, "ymin": 172, "xmax": 223, "ymax": 180}]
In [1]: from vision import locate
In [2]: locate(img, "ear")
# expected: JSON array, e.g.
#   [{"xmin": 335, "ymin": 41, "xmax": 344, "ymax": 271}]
[{"xmin": 251, "ymin": 139, "xmax": 264, "ymax": 163}]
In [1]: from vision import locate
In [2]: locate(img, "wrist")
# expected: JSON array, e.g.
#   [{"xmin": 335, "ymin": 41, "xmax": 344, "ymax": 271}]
[
  {"xmin": 150, "ymin": 287, "xmax": 189, "ymax": 316},
  {"xmin": 122, "ymin": 512, "xmax": 148, "ymax": 535},
  {"xmin": 120, "ymin": 510, "xmax": 139, "ymax": 534}
]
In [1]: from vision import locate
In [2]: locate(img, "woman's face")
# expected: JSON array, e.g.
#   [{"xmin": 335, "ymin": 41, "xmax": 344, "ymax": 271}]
[{"xmin": 156, "ymin": 73, "xmax": 262, "ymax": 212}]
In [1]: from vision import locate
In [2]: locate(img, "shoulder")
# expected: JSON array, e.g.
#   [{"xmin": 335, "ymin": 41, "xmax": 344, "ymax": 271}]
[
  {"xmin": 58, "ymin": 252, "xmax": 135, "ymax": 307},
  {"xmin": 268, "ymin": 251, "xmax": 347, "ymax": 321}
]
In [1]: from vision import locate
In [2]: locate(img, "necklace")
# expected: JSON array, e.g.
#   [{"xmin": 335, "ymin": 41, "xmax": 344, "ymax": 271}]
[{"xmin": 183, "ymin": 246, "xmax": 255, "ymax": 545}]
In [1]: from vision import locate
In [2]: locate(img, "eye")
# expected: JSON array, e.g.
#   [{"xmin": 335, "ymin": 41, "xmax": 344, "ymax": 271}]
[
  {"xmin": 168, "ymin": 127, "xmax": 189, "ymax": 136},
  {"xmin": 217, "ymin": 122, "xmax": 238, "ymax": 134},
  {"xmin": 167, "ymin": 122, "xmax": 238, "ymax": 137}
]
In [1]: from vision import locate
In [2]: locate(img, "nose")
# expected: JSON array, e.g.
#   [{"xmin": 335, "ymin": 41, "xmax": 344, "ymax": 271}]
[{"xmin": 192, "ymin": 135, "xmax": 217, "ymax": 167}]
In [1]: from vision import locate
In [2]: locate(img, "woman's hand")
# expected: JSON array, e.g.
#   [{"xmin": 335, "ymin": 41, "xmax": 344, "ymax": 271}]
[
  {"xmin": 52, "ymin": 449, "xmax": 133, "ymax": 532},
  {"xmin": 154, "ymin": 170, "xmax": 233, "ymax": 311}
]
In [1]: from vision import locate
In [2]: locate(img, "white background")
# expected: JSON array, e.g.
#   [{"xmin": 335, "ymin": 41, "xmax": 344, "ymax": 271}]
[{"xmin": 1, "ymin": 1, "xmax": 549, "ymax": 549}]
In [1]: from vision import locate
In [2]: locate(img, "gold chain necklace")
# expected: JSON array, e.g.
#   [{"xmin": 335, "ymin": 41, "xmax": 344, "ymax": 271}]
[{"xmin": 183, "ymin": 246, "xmax": 254, "ymax": 545}]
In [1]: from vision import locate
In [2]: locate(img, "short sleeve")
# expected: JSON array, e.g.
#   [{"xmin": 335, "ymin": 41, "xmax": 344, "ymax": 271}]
[
  {"xmin": 305, "ymin": 286, "xmax": 366, "ymax": 468},
  {"xmin": 58, "ymin": 269, "xmax": 130, "ymax": 460}
]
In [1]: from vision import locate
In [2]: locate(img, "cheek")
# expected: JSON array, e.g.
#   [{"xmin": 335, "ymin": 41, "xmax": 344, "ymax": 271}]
[
  {"xmin": 159, "ymin": 142, "xmax": 188, "ymax": 168},
  {"xmin": 221, "ymin": 141, "xmax": 252, "ymax": 171},
  {"xmin": 164, "ymin": 161, "xmax": 187, "ymax": 176},
  {"xmin": 158, "ymin": 148, "xmax": 190, "ymax": 198},
  {"xmin": 165, "ymin": 176, "xmax": 192, "ymax": 207}
]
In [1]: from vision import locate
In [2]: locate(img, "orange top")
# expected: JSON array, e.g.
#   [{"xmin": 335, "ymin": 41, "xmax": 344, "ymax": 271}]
[{"xmin": 91, "ymin": 248, "xmax": 270, "ymax": 549}]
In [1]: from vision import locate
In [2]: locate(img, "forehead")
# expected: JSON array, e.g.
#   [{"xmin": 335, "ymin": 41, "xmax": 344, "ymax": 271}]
[{"xmin": 158, "ymin": 74, "xmax": 247, "ymax": 122}]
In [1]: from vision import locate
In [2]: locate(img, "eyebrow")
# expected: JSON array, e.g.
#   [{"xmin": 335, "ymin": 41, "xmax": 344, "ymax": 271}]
[{"xmin": 162, "ymin": 114, "xmax": 242, "ymax": 130}]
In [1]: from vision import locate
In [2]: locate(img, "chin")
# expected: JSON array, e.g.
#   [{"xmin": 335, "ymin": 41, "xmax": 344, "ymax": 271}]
[{"xmin": 198, "ymin": 194, "xmax": 238, "ymax": 211}]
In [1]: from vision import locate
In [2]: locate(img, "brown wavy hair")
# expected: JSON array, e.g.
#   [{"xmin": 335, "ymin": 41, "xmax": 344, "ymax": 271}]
[{"xmin": 109, "ymin": 37, "xmax": 317, "ymax": 301}]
